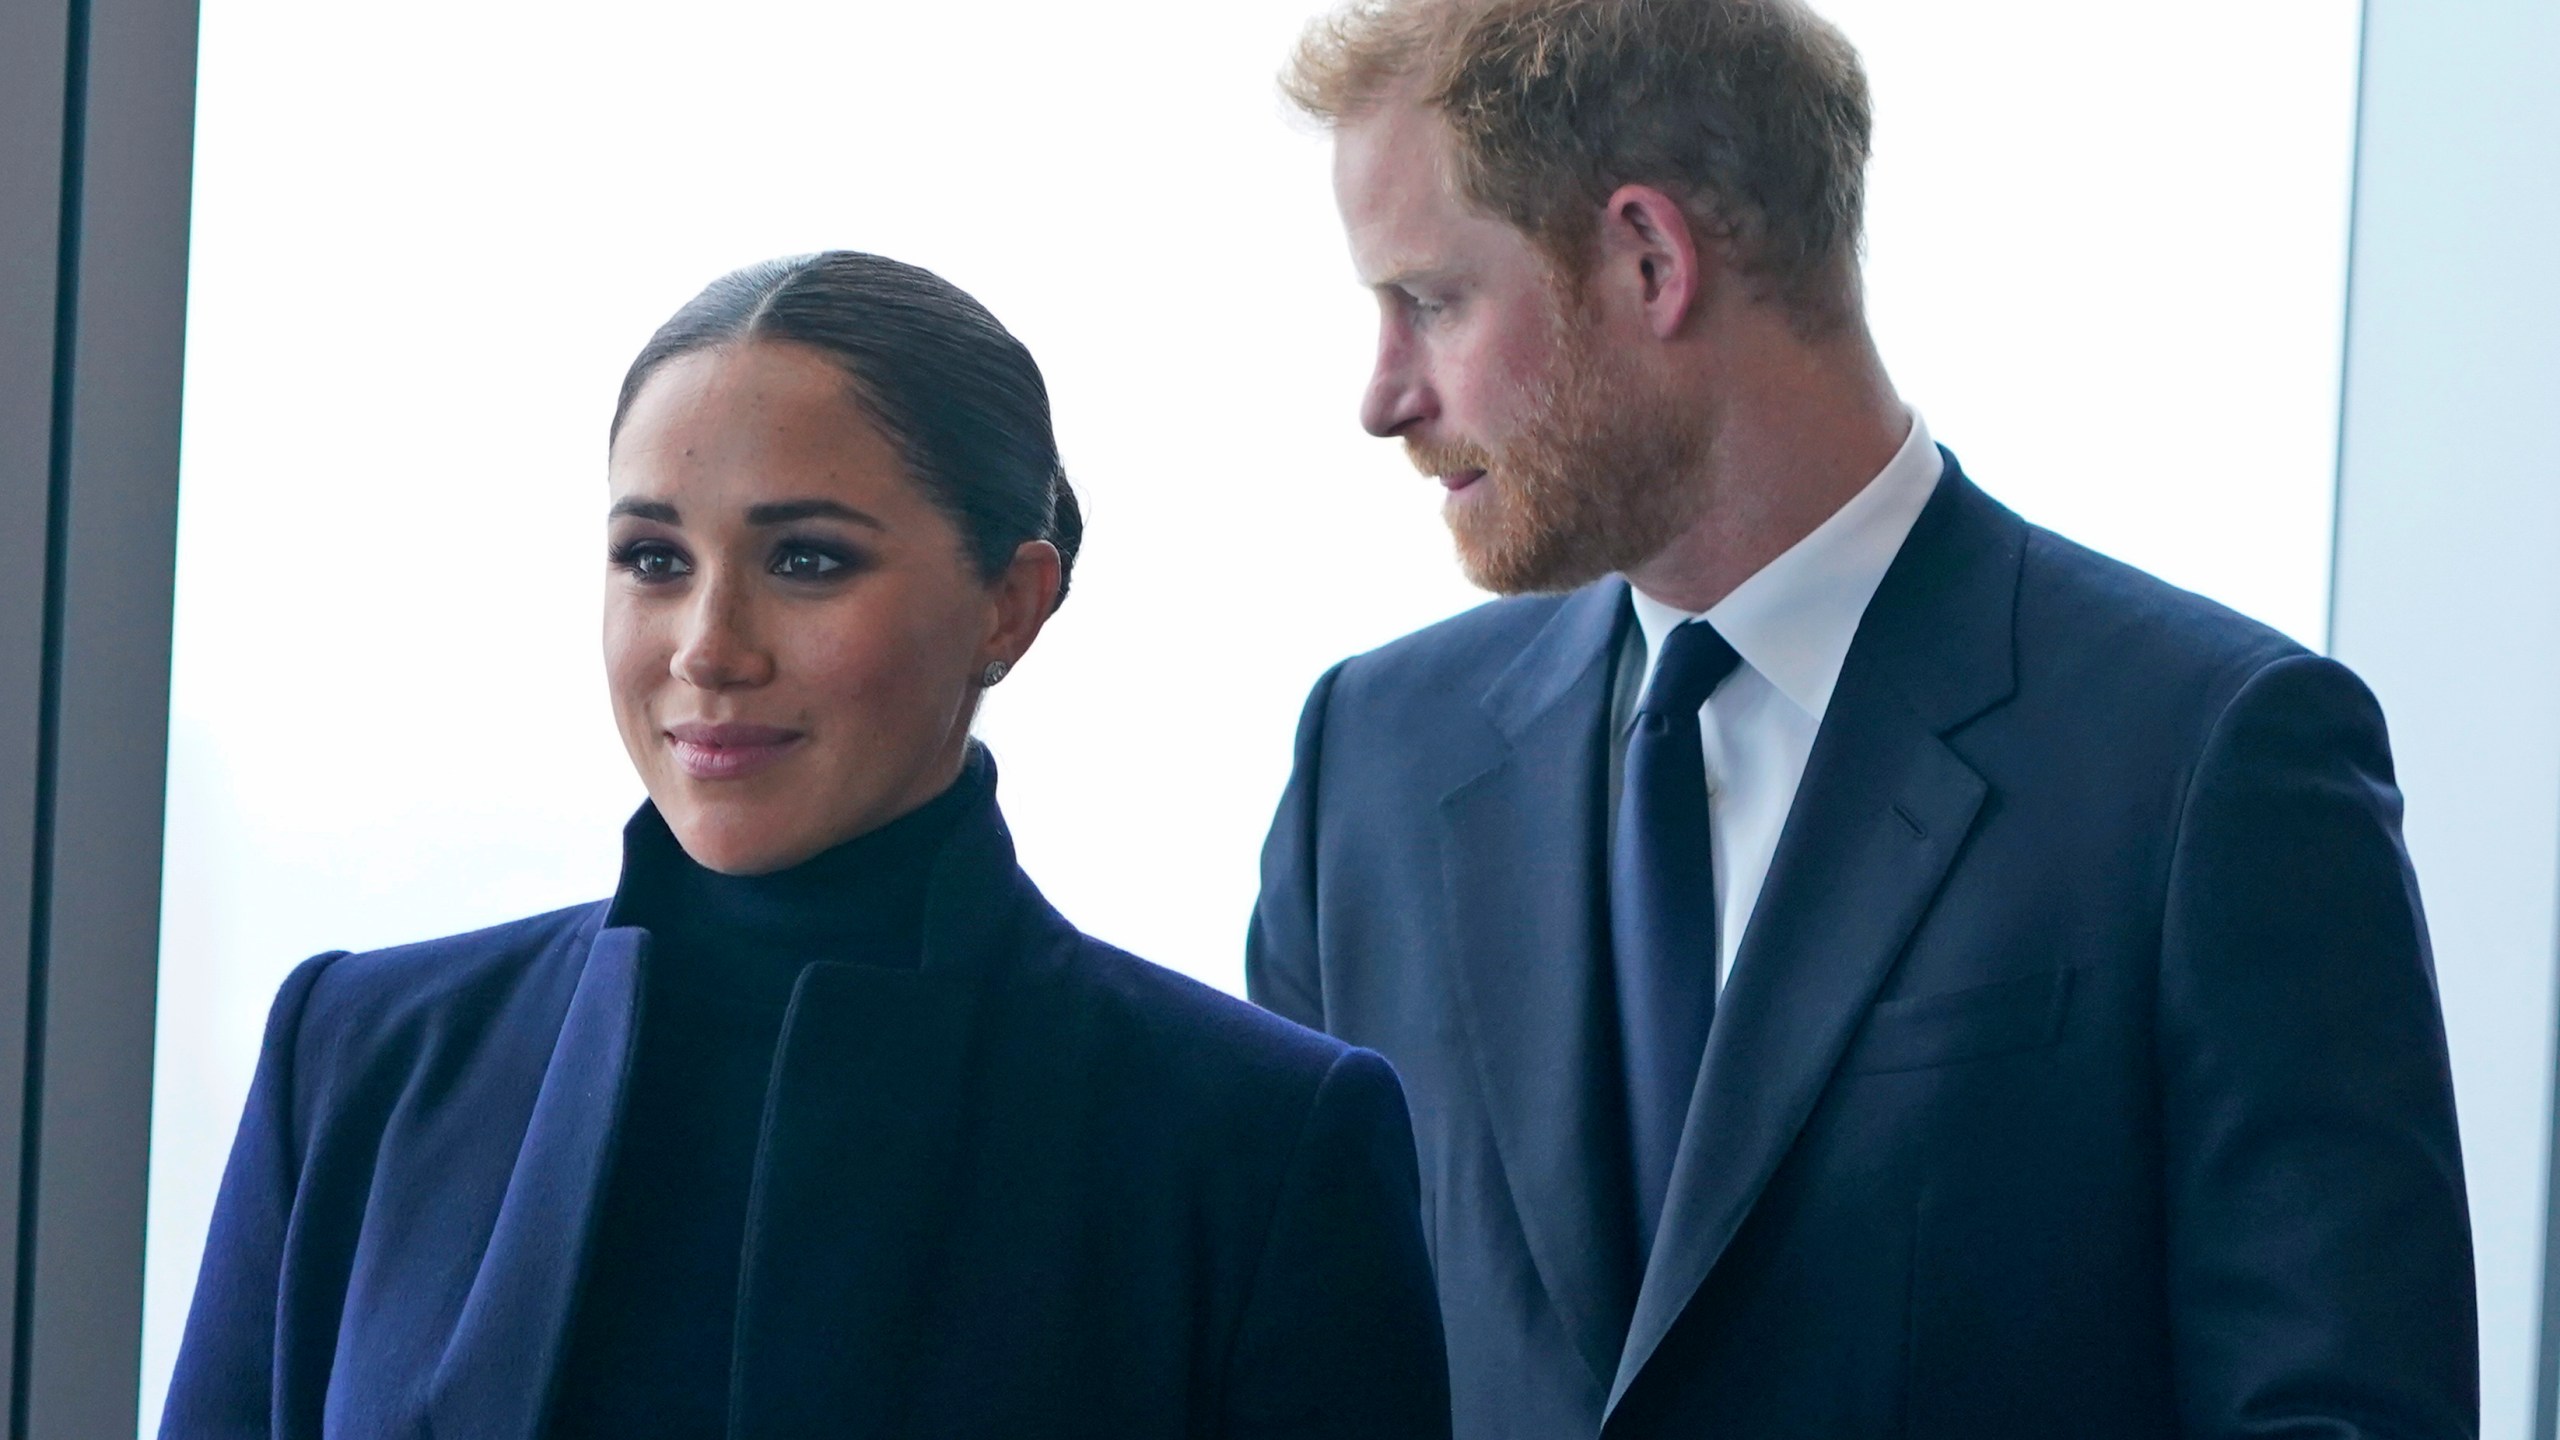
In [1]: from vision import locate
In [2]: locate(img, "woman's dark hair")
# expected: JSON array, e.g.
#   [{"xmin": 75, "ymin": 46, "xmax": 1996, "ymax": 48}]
[{"xmin": 612, "ymin": 251, "xmax": 1083, "ymax": 607}]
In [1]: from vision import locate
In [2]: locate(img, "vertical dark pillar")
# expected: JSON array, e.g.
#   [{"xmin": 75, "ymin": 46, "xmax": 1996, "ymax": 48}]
[
  {"xmin": 0, "ymin": 0, "xmax": 77, "ymax": 1419},
  {"xmin": 0, "ymin": 0, "xmax": 199, "ymax": 1433}
]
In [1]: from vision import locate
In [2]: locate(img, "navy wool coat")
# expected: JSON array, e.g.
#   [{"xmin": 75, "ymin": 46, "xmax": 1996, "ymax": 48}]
[{"xmin": 164, "ymin": 779, "xmax": 1450, "ymax": 1439}]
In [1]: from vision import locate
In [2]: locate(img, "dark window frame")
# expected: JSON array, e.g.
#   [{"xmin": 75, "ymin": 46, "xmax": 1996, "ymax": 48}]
[{"xmin": 0, "ymin": 0, "xmax": 199, "ymax": 1434}]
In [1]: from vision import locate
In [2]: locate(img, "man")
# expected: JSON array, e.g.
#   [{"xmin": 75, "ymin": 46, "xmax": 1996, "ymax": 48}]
[{"xmin": 1246, "ymin": 1, "xmax": 2478, "ymax": 1436}]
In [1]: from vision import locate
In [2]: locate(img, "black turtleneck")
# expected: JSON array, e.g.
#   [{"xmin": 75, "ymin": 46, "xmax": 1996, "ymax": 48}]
[{"xmin": 548, "ymin": 764, "xmax": 979, "ymax": 1437}]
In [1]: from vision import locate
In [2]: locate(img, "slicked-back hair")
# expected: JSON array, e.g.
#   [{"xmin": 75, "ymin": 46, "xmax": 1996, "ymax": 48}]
[
  {"xmin": 1287, "ymin": 0, "xmax": 1873, "ymax": 334},
  {"xmin": 612, "ymin": 251, "xmax": 1084, "ymax": 607}
]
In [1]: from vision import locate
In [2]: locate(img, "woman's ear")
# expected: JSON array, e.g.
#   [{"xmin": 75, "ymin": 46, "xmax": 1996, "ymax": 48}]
[{"xmin": 981, "ymin": 539, "xmax": 1063, "ymax": 674}]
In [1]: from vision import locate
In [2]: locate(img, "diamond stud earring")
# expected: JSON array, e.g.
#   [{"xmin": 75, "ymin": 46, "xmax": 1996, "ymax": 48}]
[{"xmin": 980, "ymin": 660, "xmax": 1012, "ymax": 687}]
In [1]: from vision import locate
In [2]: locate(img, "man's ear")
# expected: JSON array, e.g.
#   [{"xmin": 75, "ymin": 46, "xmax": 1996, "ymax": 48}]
[{"xmin": 1595, "ymin": 184, "xmax": 1708, "ymax": 339}]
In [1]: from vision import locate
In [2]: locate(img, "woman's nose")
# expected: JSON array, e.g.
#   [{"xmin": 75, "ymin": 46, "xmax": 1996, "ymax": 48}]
[{"xmin": 669, "ymin": 580, "xmax": 773, "ymax": 691}]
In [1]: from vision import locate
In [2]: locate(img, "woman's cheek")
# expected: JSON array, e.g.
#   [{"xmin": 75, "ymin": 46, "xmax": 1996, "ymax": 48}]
[
  {"xmin": 602, "ymin": 623, "xmax": 647, "ymax": 724},
  {"xmin": 815, "ymin": 594, "xmax": 952, "ymax": 708},
  {"xmin": 601, "ymin": 602, "xmax": 665, "ymax": 693}
]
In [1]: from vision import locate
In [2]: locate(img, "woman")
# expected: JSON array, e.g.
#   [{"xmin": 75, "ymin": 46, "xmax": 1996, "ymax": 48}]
[{"xmin": 162, "ymin": 253, "xmax": 1449, "ymax": 1439}]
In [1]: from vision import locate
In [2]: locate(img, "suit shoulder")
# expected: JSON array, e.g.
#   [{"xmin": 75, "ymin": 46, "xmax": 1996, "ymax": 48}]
[
  {"xmin": 2014, "ymin": 520, "xmax": 2310, "ymax": 702},
  {"xmin": 1331, "ymin": 592, "xmax": 1569, "ymax": 698},
  {"xmin": 1065, "ymin": 938, "xmax": 1354, "ymax": 1078},
  {"xmin": 297, "ymin": 901, "xmax": 605, "ymax": 1053},
  {"xmin": 1018, "ymin": 935, "xmax": 1399, "ymax": 1144}
]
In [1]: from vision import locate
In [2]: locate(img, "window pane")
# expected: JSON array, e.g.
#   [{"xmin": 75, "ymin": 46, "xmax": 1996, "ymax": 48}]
[{"xmin": 147, "ymin": 2, "xmax": 2360, "ymax": 1431}]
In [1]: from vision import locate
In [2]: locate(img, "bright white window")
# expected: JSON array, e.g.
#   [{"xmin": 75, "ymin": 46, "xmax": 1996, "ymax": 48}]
[{"xmin": 146, "ymin": 1, "xmax": 2362, "ymax": 1430}]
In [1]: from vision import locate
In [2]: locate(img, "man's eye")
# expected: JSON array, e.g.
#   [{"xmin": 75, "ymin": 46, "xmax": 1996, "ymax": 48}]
[{"xmin": 771, "ymin": 544, "xmax": 848, "ymax": 579}]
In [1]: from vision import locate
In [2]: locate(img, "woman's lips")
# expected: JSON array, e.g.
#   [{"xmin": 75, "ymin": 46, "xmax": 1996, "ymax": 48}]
[{"xmin": 665, "ymin": 721, "xmax": 804, "ymax": 781}]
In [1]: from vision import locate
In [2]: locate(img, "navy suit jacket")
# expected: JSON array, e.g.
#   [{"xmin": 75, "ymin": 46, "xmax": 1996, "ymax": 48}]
[
  {"xmin": 165, "ymin": 778, "xmax": 1450, "ymax": 1439},
  {"xmin": 1249, "ymin": 458, "xmax": 2476, "ymax": 1438}
]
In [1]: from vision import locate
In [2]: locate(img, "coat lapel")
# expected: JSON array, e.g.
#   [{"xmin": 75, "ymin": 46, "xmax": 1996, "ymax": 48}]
[
  {"xmin": 726, "ymin": 758, "xmax": 1038, "ymax": 1438},
  {"xmin": 1606, "ymin": 464, "xmax": 2026, "ymax": 1413},
  {"xmin": 724, "ymin": 961, "xmax": 985, "ymax": 1438},
  {"xmin": 426, "ymin": 925, "xmax": 645, "ymax": 1439},
  {"xmin": 1440, "ymin": 580, "xmax": 1641, "ymax": 1389}
]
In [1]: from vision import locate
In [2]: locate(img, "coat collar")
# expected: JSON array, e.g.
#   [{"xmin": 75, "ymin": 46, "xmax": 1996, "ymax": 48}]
[
  {"xmin": 1480, "ymin": 579, "xmax": 1633, "ymax": 743},
  {"xmin": 602, "ymin": 743, "xmax": 1016, "ymax": 976},
  {"xmin": 424, "ymin": 745, "xmax": 1069, "ymax": 1436},
  {"xmin": 1606, "ymin": 455, "xmax": 2024, "ymax": 1413}
]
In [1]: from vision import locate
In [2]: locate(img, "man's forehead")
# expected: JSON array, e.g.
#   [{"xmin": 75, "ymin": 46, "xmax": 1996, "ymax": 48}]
[
  {"xmin": 1334, "ymin": 101, "xmax": 1474, "ymax": 281},
  {"xmin": 1333, "ymin": 95, "xmax": 1448, "ymax": 192}
]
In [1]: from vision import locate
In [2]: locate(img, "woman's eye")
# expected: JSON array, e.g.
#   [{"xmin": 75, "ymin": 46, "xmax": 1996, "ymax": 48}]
[
  {"xmin": 613, "ymin": 542, "xmax": 690, "ymax": 582},
  {"xmin": 771, "ymin": 543, "xmax": 848, "ymax": 580}
]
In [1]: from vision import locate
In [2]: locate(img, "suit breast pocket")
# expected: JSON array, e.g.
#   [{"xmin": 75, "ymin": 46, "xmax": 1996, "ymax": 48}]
[{"xmin": 1840, "ymin": 968, "xmax": 2075, "ymax": 1075}]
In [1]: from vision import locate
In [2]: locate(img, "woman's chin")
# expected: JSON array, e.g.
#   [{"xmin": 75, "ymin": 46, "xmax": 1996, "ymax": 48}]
[{"xmin": 661, "ymin": 802, "xmax": 833, "ymax": 877}]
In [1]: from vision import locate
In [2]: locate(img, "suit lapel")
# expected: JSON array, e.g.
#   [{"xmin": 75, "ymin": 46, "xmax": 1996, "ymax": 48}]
[
  {"xmin": 725, "ymin": 961, "xmax": 986, "ymax": 1438},
  {"xmin": 1606, "ymin": 465, "xmax": 2027, "ymax": 1412},
  {"xmin": 1440, "ymin": 580, "xmax": 1641, "ymax": 1389},
  {"xmin": 427, "ymin": 925, "xmax": 644, "ymax": 1439},
  {"xmin": 1605, "ymin": 694, "xmax": 1984, "ymax": 1409}
]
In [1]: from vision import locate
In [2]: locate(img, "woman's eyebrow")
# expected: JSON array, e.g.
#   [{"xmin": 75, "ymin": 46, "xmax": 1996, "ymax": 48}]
[
  {"xmin": 608, "ymin": 497, "xmax": 680, "ymax": 523},
  {"xmin": 744, "ymin": 498, "xmax": 887, "ymax": 530}
]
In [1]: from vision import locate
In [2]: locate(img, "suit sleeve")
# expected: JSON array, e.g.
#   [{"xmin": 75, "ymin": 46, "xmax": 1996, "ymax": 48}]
[
  {"xmin": 1222, "ymin": 1047, "xmax": 1451, "ymax": 1440},
  {"xmin": 1246, "ymin": 663, "xmax": 1345, "ymax": 1031},
  {"xmin": 158, "ymin": 952, "xmax": 341, "ymax": 1440},
  {"xmin": 2158, "ymin": 654, "xmax": 2476, "ymax": 1438}
]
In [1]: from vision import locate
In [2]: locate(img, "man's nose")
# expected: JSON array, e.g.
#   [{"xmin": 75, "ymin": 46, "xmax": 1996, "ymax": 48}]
[{"xmin": 1360, "ymin": 328, "xmax": 1434, "ymax": 438}]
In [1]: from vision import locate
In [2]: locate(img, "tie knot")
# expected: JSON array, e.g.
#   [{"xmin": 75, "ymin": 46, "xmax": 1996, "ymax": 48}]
[{"xmin": 1639, "ymin": 620, "xmax": 1741, "ymax": 717}]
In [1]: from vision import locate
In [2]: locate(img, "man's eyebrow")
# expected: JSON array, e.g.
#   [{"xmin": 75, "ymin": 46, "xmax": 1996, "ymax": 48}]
[
  {"xmin": 745, "ymin": 498, "xmax": 887, "ymax": 530},
  {"xmin": 1364, "ymin": 258, "xmax": 1451, "ymax": 291},
  {"xmin": 608, "ymin": 498, "xmax": 679, "ymax": 522}
]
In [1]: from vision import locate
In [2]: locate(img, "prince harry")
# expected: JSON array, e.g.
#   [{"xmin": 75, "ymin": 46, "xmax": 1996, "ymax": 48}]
[{"xmin": 1247, "ymin": 2, "xmax": 2478, "ymax": 1436}]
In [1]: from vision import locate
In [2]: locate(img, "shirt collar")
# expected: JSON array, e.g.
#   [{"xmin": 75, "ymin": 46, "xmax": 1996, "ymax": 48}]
[{"xmin": 1628, "ymin": 409, "xmax": 1944, "ymax": 720}]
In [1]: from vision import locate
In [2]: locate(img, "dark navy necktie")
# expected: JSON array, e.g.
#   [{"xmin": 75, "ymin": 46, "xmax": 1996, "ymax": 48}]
[{"xmin": 1612, "ymin": 618, "xmax": 1741, "ymax": 1263}]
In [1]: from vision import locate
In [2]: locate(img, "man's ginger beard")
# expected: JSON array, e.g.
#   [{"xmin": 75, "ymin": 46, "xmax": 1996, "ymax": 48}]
[{"xmin": 1408, "ymin": 282, "xmax": 1709, "ymax": 595}]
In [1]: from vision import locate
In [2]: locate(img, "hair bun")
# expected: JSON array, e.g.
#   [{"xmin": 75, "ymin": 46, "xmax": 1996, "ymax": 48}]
[{"xmin": 1047, "ymin": 471, "xmax": 1084, "ymax": 610}]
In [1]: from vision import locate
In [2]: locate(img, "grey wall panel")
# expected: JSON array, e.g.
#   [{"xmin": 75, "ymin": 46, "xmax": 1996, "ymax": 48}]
[
  {"xmin": 20, "ymin": 0, "xmax": 202, "ymax": 1427},
  {"xmin": 2328, "ymin": 1, "xmax": 2560, "ymax": 1436},
  {"xmin": 0, "ymin": 0, "xmax": 74, "ymax": 1408},
  {"xmin": 1, "ymin": 0, "xmax": 199, "ymax": 1432}
]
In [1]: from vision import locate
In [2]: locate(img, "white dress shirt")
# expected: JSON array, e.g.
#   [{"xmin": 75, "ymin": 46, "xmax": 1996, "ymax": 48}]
[{"xmin": 1609, "ymin": 411, "xmax": 1944, "ymax": 989}]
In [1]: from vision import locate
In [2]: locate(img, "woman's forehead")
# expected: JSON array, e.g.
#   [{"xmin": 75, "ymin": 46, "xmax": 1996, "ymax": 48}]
[{"xmin": 608, "ymin": 343, "xmax": 909, "ymax": 508}]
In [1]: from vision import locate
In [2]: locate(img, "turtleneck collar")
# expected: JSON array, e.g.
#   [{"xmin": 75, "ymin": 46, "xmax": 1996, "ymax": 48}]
[{"xmin": 607, "ymin": 746, "xmax": 995, "ymax": 1007}]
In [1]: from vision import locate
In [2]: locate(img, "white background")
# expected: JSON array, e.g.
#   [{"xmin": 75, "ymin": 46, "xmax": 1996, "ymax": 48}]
[{"xmin": 145, "ymin": 1, "xmax": 2363, "ymax": 1430}]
